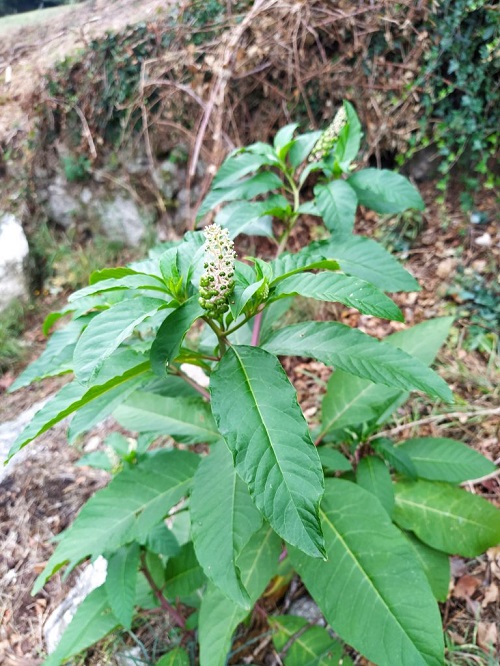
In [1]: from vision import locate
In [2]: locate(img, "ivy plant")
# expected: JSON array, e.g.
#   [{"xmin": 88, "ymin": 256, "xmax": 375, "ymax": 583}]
[{"xmin": 8, "ymin": 102, "xmax": 500, "ymax": 666}]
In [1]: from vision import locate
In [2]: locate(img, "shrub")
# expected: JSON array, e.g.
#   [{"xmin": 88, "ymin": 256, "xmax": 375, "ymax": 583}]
[{"xmin": 8, "ymin": 103, "xmax": 500, "ymax": 666}]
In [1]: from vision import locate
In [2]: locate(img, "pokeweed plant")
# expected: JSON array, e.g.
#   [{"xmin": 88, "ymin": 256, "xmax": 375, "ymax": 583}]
[{"xmin": 7, "ymin": 102, "xmax": 500, "ymax": 666}]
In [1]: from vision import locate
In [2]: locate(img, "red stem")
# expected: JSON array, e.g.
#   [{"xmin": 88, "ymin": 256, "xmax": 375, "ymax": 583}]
[
  {"xmin": 251, "ymin": 311, "xmax": 263, "ymax": 346},
  {"xmin": 141, "ymin": 557, "xmax": 186, "ymax": 629}
]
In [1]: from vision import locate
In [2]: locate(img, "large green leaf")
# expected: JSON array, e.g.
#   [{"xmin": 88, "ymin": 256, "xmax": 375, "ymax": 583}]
[
  {"xmin": 210, "ymin": 345, "xmax": 325, "ymax": 558},
  {"xmin": 42, "ymin": 586, "xmax": 119, "ymax": 666},
  {"xmin": 151, "ymin": 297, "xmax": 204, "ymax": 376},
  {"xmin": 73, "ymin": 297, "xmax": 165, "ymax": 384},
  {"xmin": 8, "ymin": 358, "xmax": 150, "ymax": 459},
  {"xmin": 319, "ymin": 318, "xmax": 454, "ymax": 439},
  {"xmin": 270, "ymin": 254, "xmax": 340, "ymax": 285},
  {"xmin": 68, "ymin": 273, "xmax": 167, "ymax": 301},
  {"xmin": 10, "ymin": 317, "xmax": 88, "ymax": 391},
  {"xmin": 348, "ymin": 169, "xmax": 425, "ymax": 214},
  {"xmin": 114, "ymin": 392, "xmax": 220, "ymax": 444},
  {"xmin": 334, "ymin": 100, "xmax": 362, "ymax": 169},
  {"xmin": 212, "ymin": 151, "xmax": 278, "ymax": 189},
  {"xmin": 164, "ymin": 542, "xmax": 206, "ymax": 599},
  {"xmin": 314, "ymin": 180, "xmax": 358, "ymax": 236},
  {"xmin": 263, "ymin": 322, "xmax": 452, "ymax": 402},
  {"xmin": 215, "ymin": 200, "xmax": 274, "ymax": 239},
  {"xmin": 105, "ymin": 542, "xmax": 140, "ymax": 630},
  {"xmin": 270, "ymin": 615, "xmax": 344, "ymax": 666},
  {"xmin": 272, "ymin": 272, "xmax": 403, "ymax": 321},
  {"xmin": 191, "ymin": 441, "xmax": 262, "ymax": 608},
  {"xmin": 197, "ymin": 172, "xmax": 284, "ymax": 219},
  {"xmin": 317, "ymin": 447, "xmax": 352, "ymax": 473},
  {"xmin": 274, "ymin": 123, "xmax": 299, "ymax": 158},
  {"xmin": 393, "ymin": 480, "xmax": 500, "ymax": 557},
  {"xmin": 290, "ymin": 479, "xmax": 444, "ymax": 666},
  {"xmin": 402, "ymin": 531, "xmax": 450, "ymax": 603},
  {"xmin": 33, "ymin": 450, "xmax": 199, "ymax": 593},
  {"xmin": 309, "ymin": 235, "xmax": 420, "ymax": 292},
  {"xmin": 198, "ymin": 525, "xmax": 281, "ymax": 666},
  {"xmin": 356, "ymin": 455, "xmax": 394, "ymax": 517},
  {"xmin": 397, "ymin": 438, "xmax": 496, "ymax": 483},
  {"xmin": 288, "ymin": 130, "xmax": 322, "ymax": 167}
]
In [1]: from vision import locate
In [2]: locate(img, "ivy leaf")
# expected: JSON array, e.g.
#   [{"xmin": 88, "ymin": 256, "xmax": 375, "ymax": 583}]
[
  {"xmin": 290, "ymin": 479, "xmax": 444, "ymax": 666},
  {"xmin": 314, "ymin": 180, "xmax": 358, "ymax": 236},
  {"xmin": 105, "ymin": 542, "xmax": 140, "ymax": 630},
  {"xmin": 397, "ymin": 437, "xmax": 496, "ymax": 483},
  {"xmin": 114, "ymin": 392, "xmax": 220, "ymax": 444},
  {"xmin": 198, "ymin": 525, "xmax": 281, "ymax": 666},
  {"xmin": 73, "ymin": 297, "xmax": 166, "ymax": 384},
  {"xmin": 210, "ymin": 346, "xmax": 325, "ymax": 558},
  {"xmin": 272, "ymin": 272, "xmax": 403, "ymax": 321},
  {"xmin": 42, "ymin": 586, "xmax": 120, "ymax": 666},
  {"xmin": 348, "ymin": 169, "xmax": 425, "ymax": 214},
  {"xmin": 151, "ymin": 297, "xmax": 204, "ymax": 376},
  {"xmin": 33, "ymin": 450, "xmax": 199, "ymax": 593},
  {"xmin": 263, "ymin": 322, "xmax": 453, "ymax": 402},
  {"xmin": 191, "ymin": 441, "xmax": 262, "ymax": 608},
  {"xmin": 393, "ymin": 480, "xmax": 500, "ymax": 557}
]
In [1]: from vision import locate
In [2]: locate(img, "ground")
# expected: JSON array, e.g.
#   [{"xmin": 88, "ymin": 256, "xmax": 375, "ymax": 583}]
[{"xmin": 0, "ymin": 2, "xmax": 499, "ymax": 665}]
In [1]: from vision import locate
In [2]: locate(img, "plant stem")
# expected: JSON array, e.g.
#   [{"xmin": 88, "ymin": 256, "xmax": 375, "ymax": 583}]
[
  {"xmin": 251, "ymin": 311, "xmax": 263, "ymax": 346},
  {"xmin": 141, "ymin": 555, "xmax": 186, "ymax": 629}
]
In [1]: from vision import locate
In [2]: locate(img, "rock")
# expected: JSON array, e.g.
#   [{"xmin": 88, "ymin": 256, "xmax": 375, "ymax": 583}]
[
  {"xmin": 114, "ymin": 647, "xmax": 143, "ymax": 666},
  {"xmin": 43, "ymin": 556, "xmax": 108, "ymax": 654},
  {"xmin": 287, "ymin": 596, "xmax": 325, "ymax": 626},
  {"xmin": 46, "ymin": 175, "xmax": 80, "ymax": 228},
  {"xmin": 0, "ymin": 399, "xmax": 49, "ymax": 480},
  {"xmin": 93, "ymin": 195, "xmax": 147, "ymax": 247},
  {"xmin": 0, "ymin": 213, "xmax": 29, "ymax": 312}
]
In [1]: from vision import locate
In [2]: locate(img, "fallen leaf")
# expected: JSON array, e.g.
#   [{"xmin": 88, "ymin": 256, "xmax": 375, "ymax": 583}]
[
  {"xmin": 436, "ymin": 257, "xmax": 456, "ymax": 279},
  {"xmin": 482, "ymin": 582, "xmax": 498, "ymax": 608},
  {"xmin": 477, "ymin": 622, "xmax": 497, "ymax": 651},
  {"xmin": 487, "ymin": 546, "xmax": 500, "ymax": 581},
  {"xmin": 453, "ymin": 575, "xmax": 481, "ymax": 599}
]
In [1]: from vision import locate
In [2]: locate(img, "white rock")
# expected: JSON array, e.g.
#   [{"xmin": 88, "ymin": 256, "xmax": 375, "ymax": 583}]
[
  {"xmin": 475, "ymin": 232, "xmax": 492, "ymax": 247},
  {"xmin": 44, "ymin": 556, "xmax": 108, "ymax": 654},
  {"xmin": 93, "ymin": 195, "xmax": 146, "ymax": 247},
  {"xmin": 0, "ymin": 213, "xmax": 29, "ymax": 312},
  {"xmin": 46, "ymin": 176, "xmax": 80, "ymax": 228}
]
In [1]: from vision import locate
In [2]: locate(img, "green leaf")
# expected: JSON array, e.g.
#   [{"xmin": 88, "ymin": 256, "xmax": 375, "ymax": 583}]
[
  {"xmin": 210, "ymin": 346, "xmax": 325, "ymax": 558},
  {"xmin": 309, "ymin": 235, "xmax": 420, "ymax": 292},
  {"xmin": 215, "ymin": 200, "xmax": 274, "ymax": 239},
  {"xmin": 164, "ymin": 542, "xmax": 206, "ymax": 598},
  {"xmin": 68, "ymin": 273, "xmax": 167, "ymax": 302},
  {"xmin": 198, "ymin": 525, "xmax": 281, "ymax": 666},
  {"xmin": 398, "ymin": 437, "xmax": 496, "ymax": 483},
  {"xmin": 393, "ymin": 479, "xmax": 500, "ymax": 557},
  {"xmin": 42, "ymin": 586, "xmax": 119, "ymax": 666},
  {"xmin": 334, "ymin": 100, "xmax": 362, "ymax": 169},
  {"xmin": 141, "ymin": 522, "xmax": 180, "ymax": 558},
  {"xmin": 317, "ymin": 447, "xmax": 352, "ymax": 473},
  {"xmin": 274, "ymin": 123, "xmax": 299, "ymax": 158},
  {"xmin": 288, "ymin": 131, "xmax": 322, "ymax": 168},
  {"xmin": 10, "ymin": 318, "xmax": 87, "ymax": 391},
  {"xmin": 290, "ymin": 479, "xmax": 444, "ymax": 666},
  {"xmin": 263, "ymin": 322, "xmax": 453, "ymax": 402},
  {"xmin": 33, "ymin": 450, "xmax": 199, "ymax": 593},
  {"xmin": 348, "ymin": 169, "xmax": 425, "ymax": 214},
  {"xmin": 271, "ymin": 254, "xmax": 340, "ymax": 285},
  {"xmin": 114, "ymin": 392, "xmax": 220, "ymax": 444},
  {"xmin": 272, "ymin": 272, "xmax": 403, "ymax": 321},
  {"xmin": 155, "ymin": 648, "xmax": 190, "ymax": 666},
  {"xmin": 197, "ymin": 172, "xmax": 284, "ymax": 220},
  {"xmin": 270, "ymin": 615, "xmax": 344, "ymax": 665},
  {"xmin": 9, "ymin": 359, "xmax": 150, "ymax": 458},
  {"xmin": 373, "ymin": 438, "xmax": 417, "ymax": 479},
  {"xmin": 319, "ymin": 317, "xmax": 454, "ymax": 438},
  {"xmin": 356, "ymin": 456, "xmax": 394, "ymax": 516},
  {"xmin": 89, "ymin": 266, "xmax": 138, "ymax": 284},
  {"xmin": 314, "ymin": 180, "xmax": 358, "ymax": 236},
  {"xmin": 151, "ymin": 297, "xmax": 204, "ymax": 376},
  {"xmin": 105, "ymin": 542, "xmax": 140, "ymax": 630},
  {"xmin": 191, "ymin": 441, "xmax": 262, "ymax": 608},
  {"xmin": 73, "ymin": 297, "xmax": 165, "ymax": 384},
  {"xmin": 402, "ymin": 531, "xmax": 450, "ymax": 603},
  {"xmin": 212, "ymin": 152, "xmax": 277, "ymax": 189}
]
